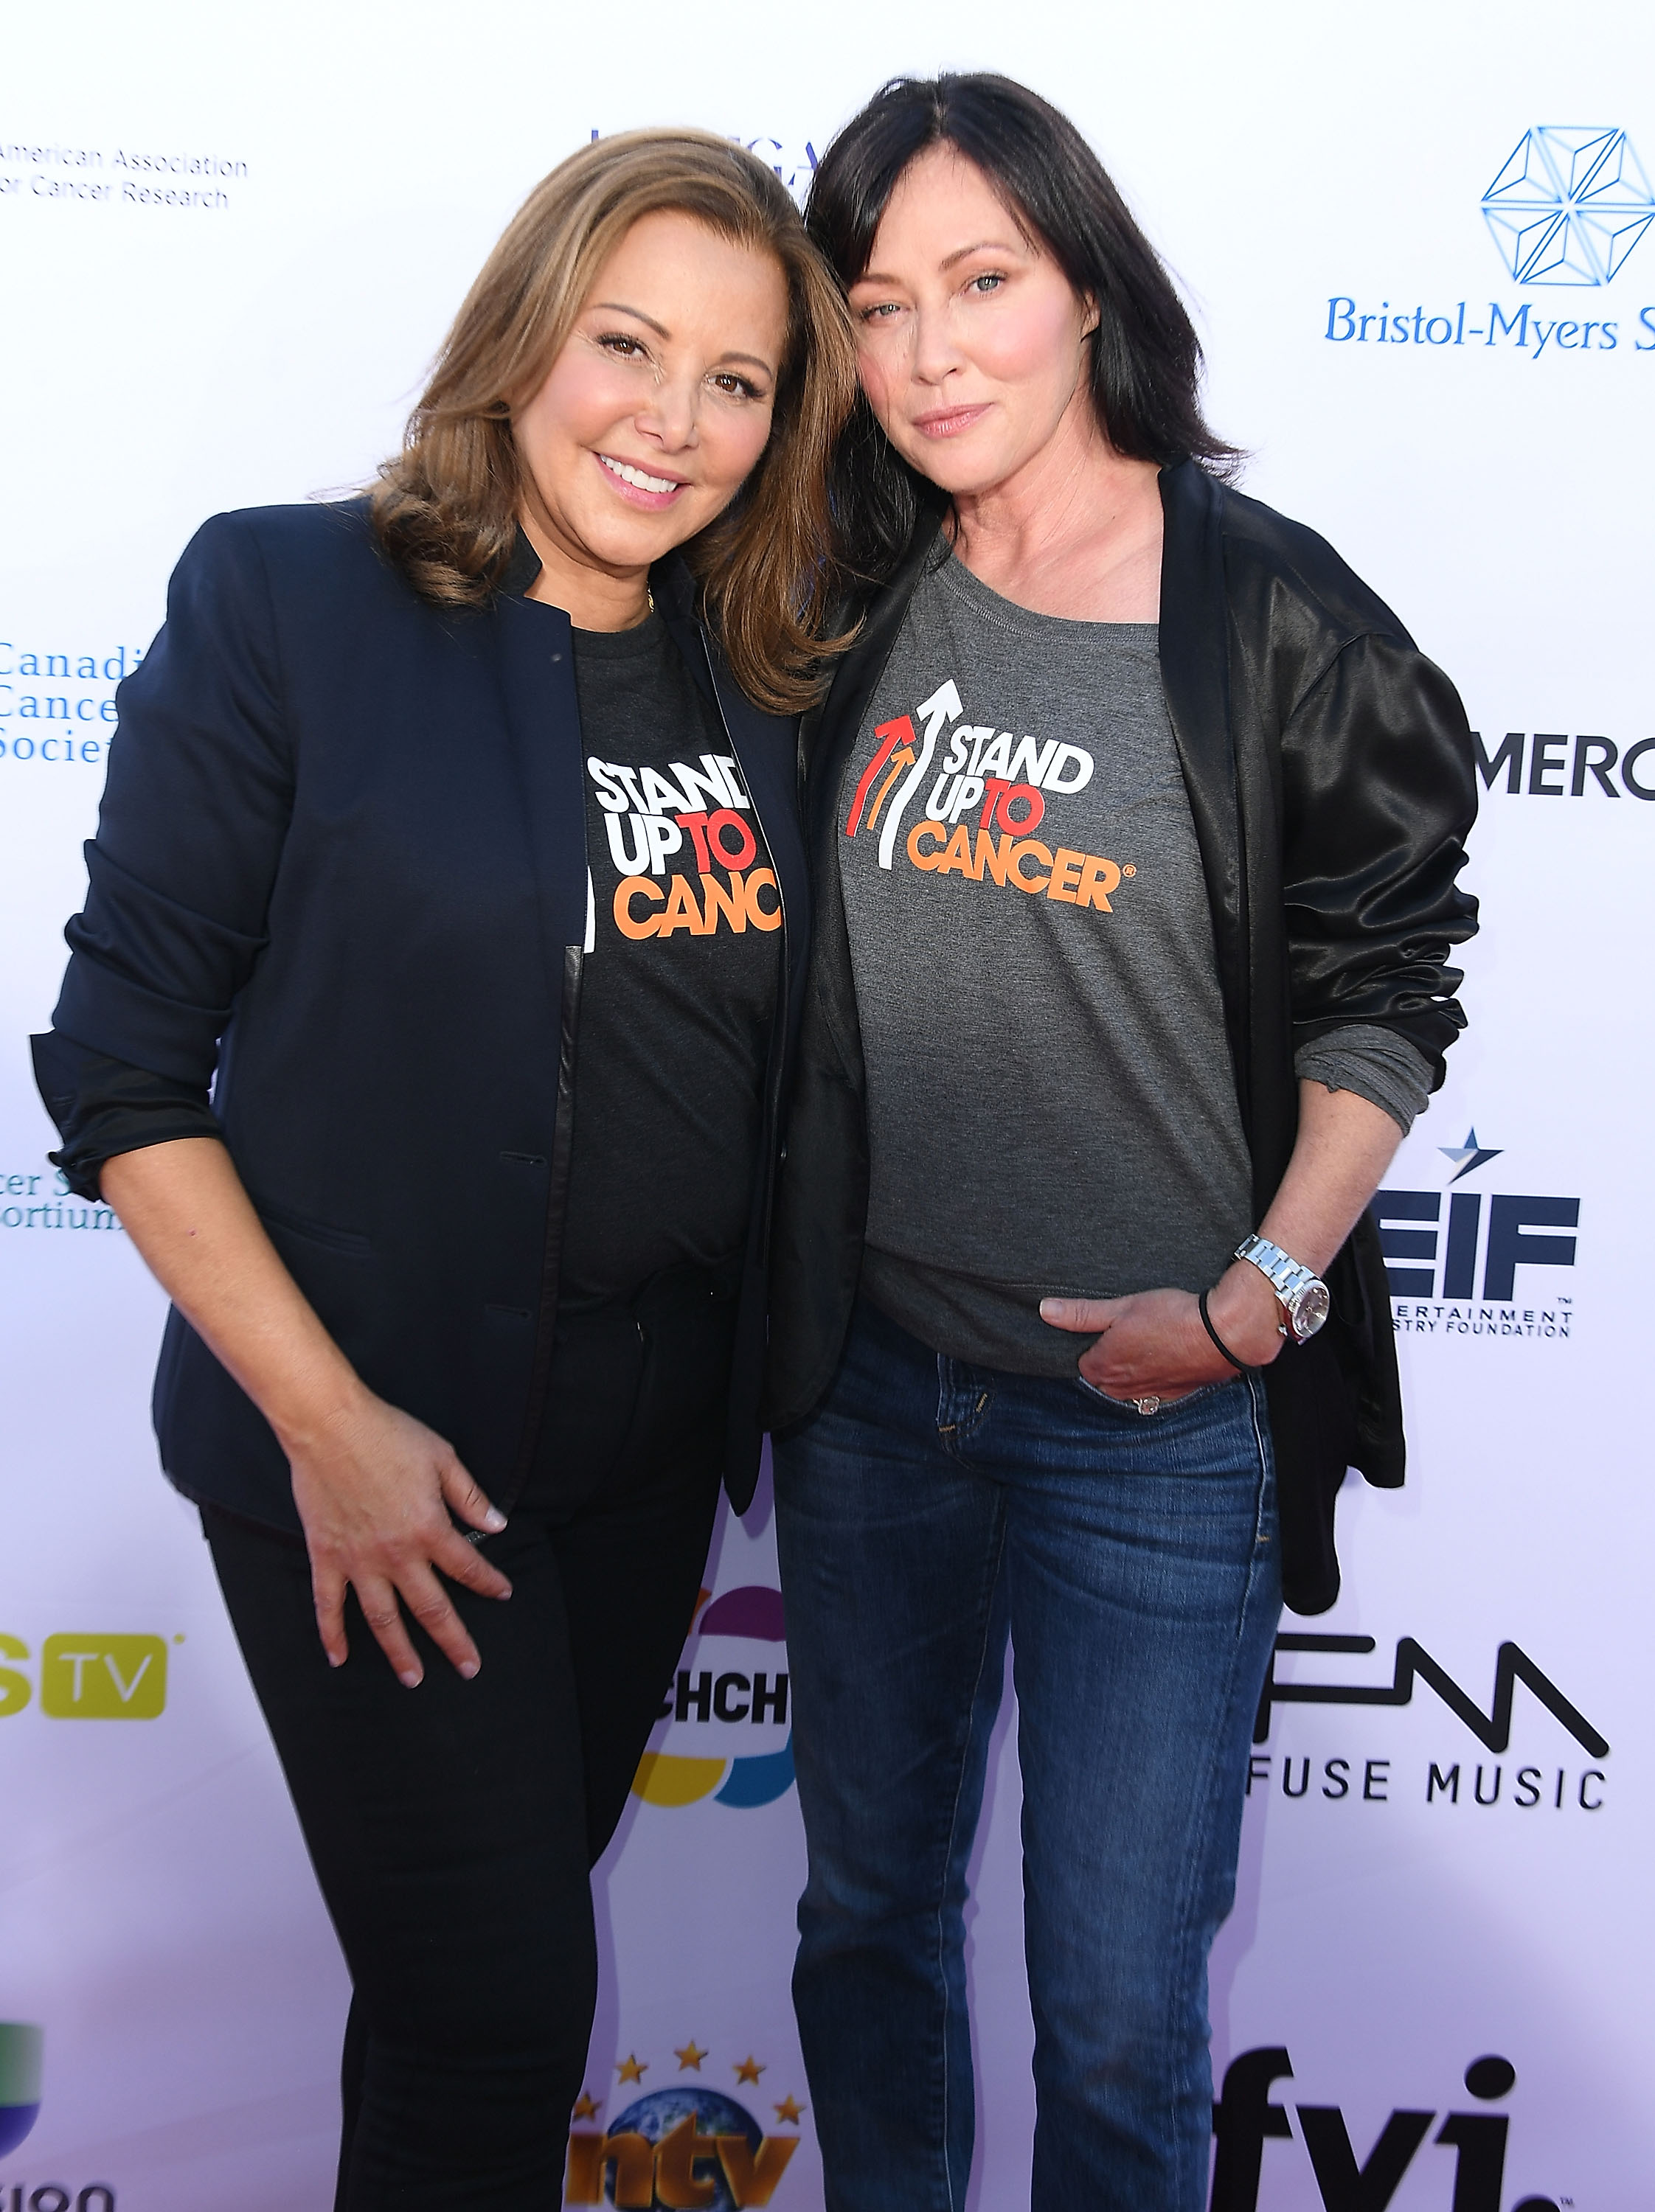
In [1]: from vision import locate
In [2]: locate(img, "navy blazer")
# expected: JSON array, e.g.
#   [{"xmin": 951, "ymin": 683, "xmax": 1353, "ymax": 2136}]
[{"xmin": 46, "ymin": 500, "xmax": 810, "ymax": 1531}]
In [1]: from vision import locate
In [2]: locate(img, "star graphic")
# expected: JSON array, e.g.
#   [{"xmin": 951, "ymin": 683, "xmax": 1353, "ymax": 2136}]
[
  {"xmin": 1440, "ymin": 1127, "xmax": 1504, "ymax": 1184},
  {"xmin": 773, "ymin": 2096, "xmax": 805, "ymax": 2125},
  {"xmin": 734, "ymin": 2055, "xmax": 766, "ymax": 2085},
  {"xmin": 676, "ymin": 2041, "xmax": 708, "ymax": 2071},
  {"xmin": 572, "ymin": 2093, "xmax": 602, "ymax": 2122},
  {"xmin": 616, "ymin": 2054, "xmax": 648, "ymax": 2084}
]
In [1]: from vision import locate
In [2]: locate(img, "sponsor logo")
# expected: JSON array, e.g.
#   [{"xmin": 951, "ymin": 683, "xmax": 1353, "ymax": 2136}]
[
  {"xmin": 0, "ymin": 641, "xmax": 145, "ymax": 766},
  {"xmin": 0, "ymin": 1635, "xmax": 172, "ymax": 1720},
  {"xmin": 1370, "ymin": 1130, "xmax": 1578, "ymax": 1335},
  {"xmin": 631, "ymin": 1588, "xmax": 793, "ymax": 1809},
  {"xmin": 566, "ymin": 2045, "xmax": 802, "ymax": 2207},
  {"xmin": 590, "ymin": 132, "xmax": 819, "ymax": 206},
  {"xmin": 844, "ymin": 678, "xmax": 1131, "ymax": 912},
  {"xmin": 1322, "ymin": 125, "xmax": 1655, "ymax": 358},
  {"xmin": 1212, "ymin": 2048, "xmax": 1562, "ymax": 2212},
  {"xmin": 0, "ymin": 2023, "xmax": 115, "ymax": 2208},
  {"xmin": 0, "ymin": 142, "xmax": 244, "ymax": 210},
  {"xmin": 1471, "ymin": 727, "xmax": 1655, "ymax": 800},
  {"xmin": 1247, "ymin": 1633, "xmax": 1609, "ymax": 1818},
  {"xmin": 0, "ymin": 1171, "xmax": 122, "ymax": 1235},
  {"xmin": 0, "ymin": 2027, "xmax": 42, "ymax": 2157},
  {"xmin": 1482, "ymin": 127, "xmax": 1655, "ymax": 288}
]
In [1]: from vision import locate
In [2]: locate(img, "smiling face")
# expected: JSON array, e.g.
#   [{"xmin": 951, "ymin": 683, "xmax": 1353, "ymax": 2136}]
[
  {"xmin": 847, "ymin": 145, "xmax": 1100, "ymax": 501},
  {"xmin": 513, "ymin": 209, "xmax": 789, "ymax": 623}
]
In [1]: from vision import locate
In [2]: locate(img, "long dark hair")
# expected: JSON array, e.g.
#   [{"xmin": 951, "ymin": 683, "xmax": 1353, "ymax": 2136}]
[{"xmin": 806, "ymin": 74, "xmax": 1239, "ymax": 582}]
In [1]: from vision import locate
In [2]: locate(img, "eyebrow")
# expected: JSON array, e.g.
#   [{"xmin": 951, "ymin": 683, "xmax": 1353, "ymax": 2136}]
[
  {"xmin": 589, "ymin": 300, "xmax": 775, "ymax": 378},
  {"xmin": 854, "ymin": 238, "xmax": 1027, "ymax": 287}
]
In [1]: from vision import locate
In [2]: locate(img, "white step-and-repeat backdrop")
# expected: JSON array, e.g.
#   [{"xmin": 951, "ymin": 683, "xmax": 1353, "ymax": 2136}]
[{"xmin": 1, "ymin": 1, "xmax": 1650, "ymax": 2205}]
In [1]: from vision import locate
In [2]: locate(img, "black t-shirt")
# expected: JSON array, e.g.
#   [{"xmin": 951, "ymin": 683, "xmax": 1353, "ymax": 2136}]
[{"xmin": 556, "ymin": 613, "xmax": 782, "ymax": 1306}]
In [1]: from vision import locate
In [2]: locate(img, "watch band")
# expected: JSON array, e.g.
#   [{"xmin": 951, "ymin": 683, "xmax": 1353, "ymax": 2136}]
[{"xmin": 1233, "ymin": 1233, "xmax": 1330, "ymax": 1344}]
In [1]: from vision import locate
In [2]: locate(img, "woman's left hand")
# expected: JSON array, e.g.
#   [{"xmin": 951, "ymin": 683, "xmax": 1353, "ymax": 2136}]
[{"xmin": 1040, "ymin": 1263, "xmax": 1285, "ymax": 1404}]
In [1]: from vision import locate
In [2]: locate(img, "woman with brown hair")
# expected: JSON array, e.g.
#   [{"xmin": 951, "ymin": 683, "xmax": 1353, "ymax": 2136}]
[{"xmin": 30, "ymin": 131, "xmax": 853, "ymax": 2206}]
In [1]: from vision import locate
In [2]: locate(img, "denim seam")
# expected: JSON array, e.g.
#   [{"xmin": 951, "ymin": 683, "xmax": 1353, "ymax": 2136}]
[
  {"xmin": 1154, "ymin": 1374, "xmax": 1277, "ymax": 2199},
  {"xmin": 931, "ymin": 1500, "xmax": 1007, "ymax": 2211}
]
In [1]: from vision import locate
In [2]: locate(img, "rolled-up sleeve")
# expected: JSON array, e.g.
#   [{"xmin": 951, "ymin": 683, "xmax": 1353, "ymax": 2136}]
[
  {"xmin": 1278, "ymin": 630, "xmax": 1479, "ymax": 1088},
  {"xmin": 49, "ymin": 510, "xmax": 294, "ymax": 1087},
  {"xmin": 31, "ymin": 1030, "xmax": 221, "ymax": 1200}
]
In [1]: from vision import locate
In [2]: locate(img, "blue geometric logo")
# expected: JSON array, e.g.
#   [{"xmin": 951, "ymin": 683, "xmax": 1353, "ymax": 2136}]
[{"xmin": 1482, "ymin": 126, "xmax": 1655, "ymax": 285}]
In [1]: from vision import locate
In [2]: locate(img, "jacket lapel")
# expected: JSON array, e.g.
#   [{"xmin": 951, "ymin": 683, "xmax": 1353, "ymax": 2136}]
[
  {"xmin": 1156, "ymin": 459, "xmax": 1251, "ymax": 1106},
  {"xmin": 492, "ymin": 593, "xmax": 590, "ymax": 982},
  {"xmin": 652, "ymin": 558, "xmax": 811, "ymax": 996}
]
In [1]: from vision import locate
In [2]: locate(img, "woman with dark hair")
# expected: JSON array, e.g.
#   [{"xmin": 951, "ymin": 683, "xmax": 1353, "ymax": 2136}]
[
  {"xmin": 765, "ymin": 74, "xmax": 1477, "ymax": 2209},
  {"xmin": 31, "ymin": 131, "xmax": 853, "ymax": 2208}
]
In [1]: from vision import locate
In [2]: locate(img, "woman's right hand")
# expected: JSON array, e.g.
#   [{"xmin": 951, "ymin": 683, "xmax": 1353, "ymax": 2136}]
[
  {"xmin": 287, "ymin": 1388, "xmax": 513, "ymax": 1686},
  {"xmin": 98, "ymin": 1138, "xmax": 513, "ymax": 1685}
]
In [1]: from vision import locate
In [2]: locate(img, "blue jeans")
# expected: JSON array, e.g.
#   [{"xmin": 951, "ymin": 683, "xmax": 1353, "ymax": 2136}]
[{"xmin": 773, "ymin": 1299, "xmax": 1281, "ymax": 2212}]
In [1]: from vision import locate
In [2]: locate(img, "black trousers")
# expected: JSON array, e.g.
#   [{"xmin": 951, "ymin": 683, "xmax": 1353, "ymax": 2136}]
[{"xmin": 204, "ymin": 1273, "xmax": 732, "ymax": 2209}]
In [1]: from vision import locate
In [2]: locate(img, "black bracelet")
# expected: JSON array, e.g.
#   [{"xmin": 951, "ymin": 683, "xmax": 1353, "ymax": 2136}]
[{"xmin": 1198, "ymin": 1288, "xmax": 1253, "ymax": 1371}]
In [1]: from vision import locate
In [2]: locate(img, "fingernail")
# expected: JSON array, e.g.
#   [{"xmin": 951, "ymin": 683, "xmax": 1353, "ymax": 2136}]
[
  {"xmin": 459, "ymin": 1660, "xmax": 480, "ymax": 1680},
  {"xmin": 399, "ymin": 1669, "xmax": 422, "ymax": 1688},
  {"xmin": 482, "ymin": 1507, "xmax": 507, "ymax": 1532},
  {"xmin": 327, "ymin": 1652, "xmax": 344, "ymax": 1669},
  {"xmin": 1039, "ymin": 1298, "xmax": 1064, "ymax": 1318}
]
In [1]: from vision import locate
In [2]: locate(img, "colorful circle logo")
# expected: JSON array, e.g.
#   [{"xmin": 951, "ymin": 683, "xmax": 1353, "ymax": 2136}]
[
  {"xmin": 0, "ymin": 2023, "xmax": 43, "ymax": 2154},
  {"xmin": 631, "ymin": 1585, "xmax": 794, "ymax": 1810}
]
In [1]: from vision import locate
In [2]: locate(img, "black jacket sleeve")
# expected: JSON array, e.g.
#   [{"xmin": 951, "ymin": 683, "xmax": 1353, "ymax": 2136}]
[
  {"xmin": 1277, "ymin": 629, "xmax": 1478, "ymax": 1088},
  {"xmin": 49, "ymin": 511, "xmax": 295, "ymax": 1088},
  {"xmin": 30, "ymin": 1030, "xmax": 221, "ymax": 1200}
]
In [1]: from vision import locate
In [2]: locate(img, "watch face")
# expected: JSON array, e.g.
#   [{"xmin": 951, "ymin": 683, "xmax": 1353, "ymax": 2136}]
[{"xmin": 1291, "ymin": 1281, "xmax": 1331, "ymax": 1340}]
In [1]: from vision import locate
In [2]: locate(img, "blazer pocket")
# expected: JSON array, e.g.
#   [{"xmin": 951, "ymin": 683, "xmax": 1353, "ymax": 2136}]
[{"xmin": 249, "ymin": 1189, "xmax": 375, "ymax": 1259}]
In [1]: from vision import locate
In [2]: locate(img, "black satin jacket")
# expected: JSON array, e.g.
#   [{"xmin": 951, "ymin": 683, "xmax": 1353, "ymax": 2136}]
[{"xmin": 763, "ymin": 459, "xmax": 1479, "ymax": 1615}]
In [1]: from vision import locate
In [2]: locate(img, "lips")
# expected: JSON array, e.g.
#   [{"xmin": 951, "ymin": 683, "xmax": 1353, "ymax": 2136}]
[
  {"xmin": 909, "ymin": 404, "xmax": 991, "ymax": 439},
  {"xmin": 597, "ymin": 452, "xmax": 686, "ymax": 495}
]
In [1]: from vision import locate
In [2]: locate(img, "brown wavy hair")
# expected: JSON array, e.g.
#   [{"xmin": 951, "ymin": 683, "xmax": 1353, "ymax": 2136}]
[{"xmin": 372, "ymin": 131, "xmax": 856, "ymax": 712}]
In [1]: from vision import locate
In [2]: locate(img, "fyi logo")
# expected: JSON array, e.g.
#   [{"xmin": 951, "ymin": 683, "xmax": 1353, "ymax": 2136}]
[{"xmin": 1212, "ymin": 2049, "xmax": 1558, "ymax": 2211}]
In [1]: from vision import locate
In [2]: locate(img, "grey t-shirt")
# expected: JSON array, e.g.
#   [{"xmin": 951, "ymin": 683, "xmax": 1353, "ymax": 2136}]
[{"xmin": 839, "ymin": 549, "xmax": 1255, "ymax": 1374}]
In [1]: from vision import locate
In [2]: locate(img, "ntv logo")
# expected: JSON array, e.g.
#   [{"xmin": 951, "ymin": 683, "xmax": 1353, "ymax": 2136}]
[{"xmin": 1482, "ymin": 126, "xmax": 1655, "ymax": 287}]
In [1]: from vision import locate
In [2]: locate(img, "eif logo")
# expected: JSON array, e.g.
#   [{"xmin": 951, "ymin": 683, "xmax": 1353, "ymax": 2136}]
[
  {"xmin": 1212, "ymin": 2049, "xmax": 1561, "ymax": 2211},
  {"xmin": 1370, "ymin": 1130, "xmax": 1577, "ymax": 1333},
  {"xmin": 1482, "ymin": 126, "xmax": 1655, "ymax": 285}
]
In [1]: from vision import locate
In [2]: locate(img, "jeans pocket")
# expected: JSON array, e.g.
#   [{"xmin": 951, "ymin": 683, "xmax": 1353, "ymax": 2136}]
[{"xmin": 1073, "ymin": 1372, "xmax": 1226, "ymax": 1415}]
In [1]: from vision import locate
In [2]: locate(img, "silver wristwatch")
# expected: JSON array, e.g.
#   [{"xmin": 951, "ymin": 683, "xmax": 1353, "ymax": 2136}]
[{"xmin": 1234, "ymin": 1234, "xmax": 1330, "ymax": 1345}]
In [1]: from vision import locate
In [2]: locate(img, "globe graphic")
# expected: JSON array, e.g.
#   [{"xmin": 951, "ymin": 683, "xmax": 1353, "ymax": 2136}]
[{"xmin": 604, "ymin": 2087, "xmax": 763, "ymax": 2211}]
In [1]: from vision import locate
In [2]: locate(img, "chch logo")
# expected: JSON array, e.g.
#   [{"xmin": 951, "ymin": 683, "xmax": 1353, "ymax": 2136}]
[
  {"xmin": 0, "ymin": 2023, "xmax": 42, "ymax": 2154},
  {"xmin": 566, "ymin": 2045, "xmax": 803, "ymax": 2207},
  {"xmin": 1482, "ymin": 126, "xmax": 1655, "ymax": 285},
  {"xmin": 631, "ymin": 1587, "xmax": 794, "ymax": 1809}
]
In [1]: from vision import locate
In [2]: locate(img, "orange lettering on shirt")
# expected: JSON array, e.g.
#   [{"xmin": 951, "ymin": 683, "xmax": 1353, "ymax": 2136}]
[
  {"xmin": 1078, "ymin": 855, "xmax": 1123, "ymax": 912},
  {"xmin": 907, "ymin": 821, "xmax": 946, "ymax": 870},
  {"xmin": 975, "ymin": 830, "xmax": 1013, "ymax": 885},
  {"xmin": 743, "ymin": 867, "xmax": 783, "ymax": 931},
  {"xmin": 614, "ymin": 875, "xmax": 665, "ymax": 939},
  {"xmin": 935, "ymin": 824, "xmax": 981, "ymax": 878},
  {"xmin": 1047, "ymin": 848, "xmax": 1085, "ymax": 903},
  {"xmin": 657, "ymin": 873, "xmax": 710, "ymax": 937},
  {"xmin": 1008, "ymin": 838, "xmax": 1053, "ymax": 892},
  {"xmin": 701, "ymin": 872, "xmax": 747, "ymax": 932}
]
